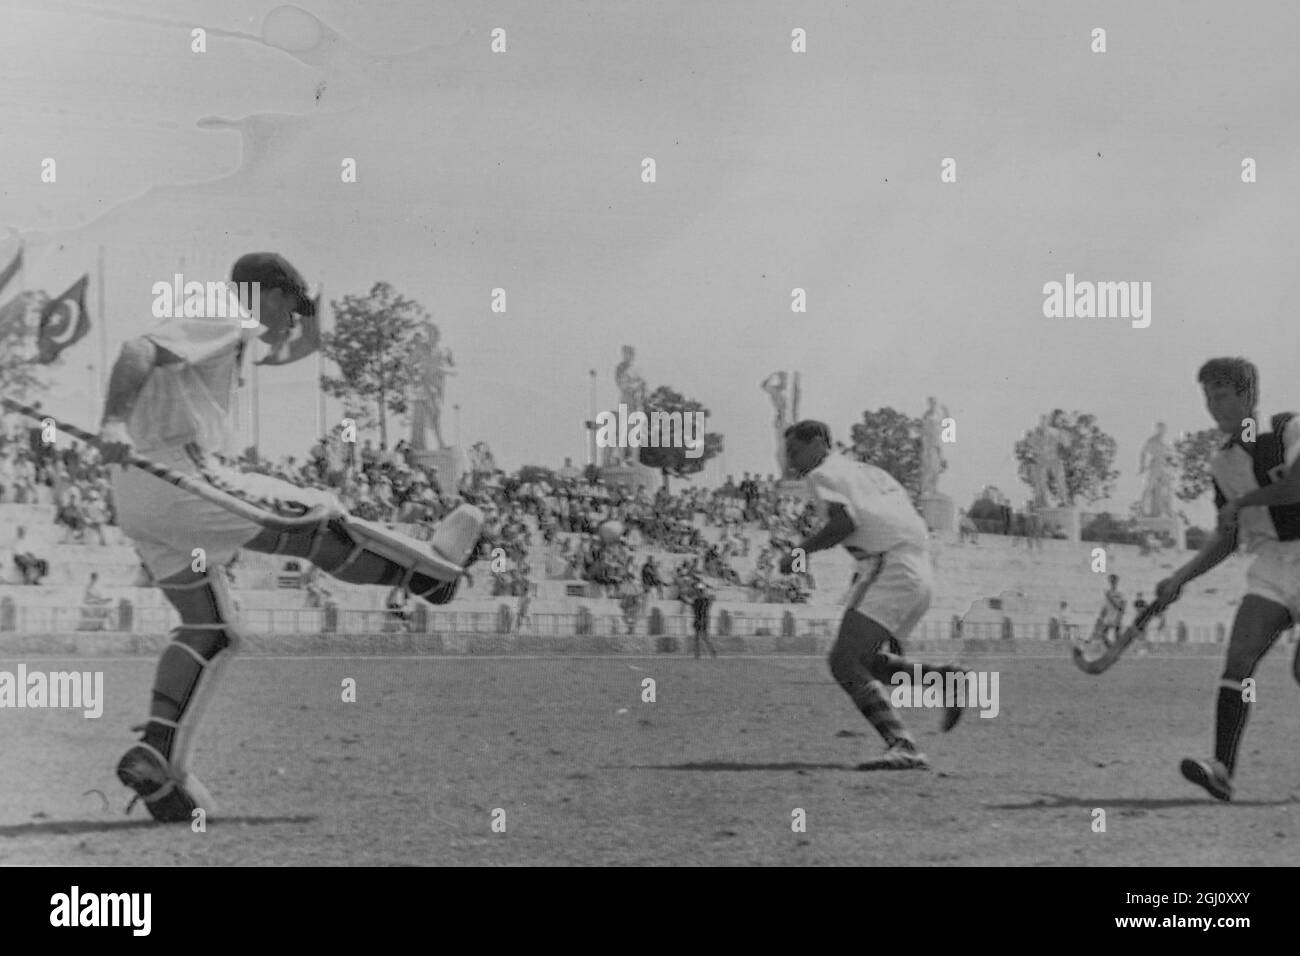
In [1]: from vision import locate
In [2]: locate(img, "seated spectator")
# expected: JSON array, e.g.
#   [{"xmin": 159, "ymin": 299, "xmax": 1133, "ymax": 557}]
[
  {"xmin": 12, "ymin": 526, "xmax": 48, "ymax": 585},
  {"xmin": 56, "ymin": 484, "xmax": 85, "ymax": 543},
  {"xmin": 82, "ymin": 488, "xmax": 109, "ymax": 545},
  {"xmin": 82, "ymin": 571, "xmax": 113, "ymax": 631},
  {"xmin": 0, "ymin": 451, "xmax": 14, "ymax": 503}
]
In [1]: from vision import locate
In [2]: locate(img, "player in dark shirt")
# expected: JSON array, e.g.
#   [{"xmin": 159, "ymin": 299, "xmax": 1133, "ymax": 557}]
[{"xmin": 1156, "ymin": 359, "xmax": 1300, "ymax": 801}]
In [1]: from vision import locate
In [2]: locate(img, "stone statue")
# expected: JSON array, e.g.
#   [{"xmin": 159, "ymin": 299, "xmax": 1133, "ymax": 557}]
[
  {"xmin": 920, "ymin": 396, "xmax": 948, "ymax": 496},
  {"xmin": 468, "ymin": 441, "xmax": 497, "ymax": 475},
  {"xmin": 1137, "ymin": 422, "xmax": 1176, "ymax": 518},
  {"xmin": 1029, "ymin": 414, "xmax": 1071, "ymax": 507},
  {"xmin": 761, "ymin": 371, "xmax": 801, "ymax": 478},
  {"xmin": 409, "ymin": 326, "xmax": 455, "ymax": 451},
  {"xmin": 614, "ymin": 345, "xmax": 648, "ymax": 464}
]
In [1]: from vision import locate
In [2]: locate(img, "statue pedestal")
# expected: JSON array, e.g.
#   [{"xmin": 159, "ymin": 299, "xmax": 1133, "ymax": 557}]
[
  {"xmin": 600, "ymin": 462, "xmax": 659, "ymax": 493},
  {"xmin": 1035, "ymin": 505, "xmax": 1080, "ymax": 542},
  {"xmin": 409, "ymin": 447, "xmax": 462, "ymax": 492},
  {"xmin": 918, "ymin": 493, "xmax": 956, "ymax": 533},
  {"xmin": 1136, "ymin": 515, "xmax": 1185, "ymax": 550}
]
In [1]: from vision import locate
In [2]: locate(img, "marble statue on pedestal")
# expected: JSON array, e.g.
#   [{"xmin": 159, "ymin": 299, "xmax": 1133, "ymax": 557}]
[{"xmin": 410, "ymin": 326, "xmax": 454, "ymax": 451}]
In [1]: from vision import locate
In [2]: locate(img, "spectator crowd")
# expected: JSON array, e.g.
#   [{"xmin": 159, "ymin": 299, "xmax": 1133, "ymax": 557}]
[{"xmin": 1, "ymin": 410, "xmax": 826, "ymax": 606}]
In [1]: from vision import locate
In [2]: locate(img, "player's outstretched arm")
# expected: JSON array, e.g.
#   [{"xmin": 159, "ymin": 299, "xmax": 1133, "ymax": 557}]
[
  {"xmin": 99, "ymin": 337, "xmax": 180, "ymax": 463},
  {"xmin": 101, "ymin": 338, "xmax": 163, "ymax": 427}
]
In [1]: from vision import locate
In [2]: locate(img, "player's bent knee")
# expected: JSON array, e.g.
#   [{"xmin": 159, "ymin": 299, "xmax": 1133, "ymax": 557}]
[
  {"xmin": 827, "ymin": 643, "xmax": 873, "ymax": 689},
  {"xmin": 827, "ymin": 648, "xmax": 854, "ymax": 687}
]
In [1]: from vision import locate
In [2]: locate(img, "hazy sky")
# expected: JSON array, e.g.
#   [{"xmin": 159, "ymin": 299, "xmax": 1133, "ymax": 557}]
[{"xmin": 4, "ymin": 0, "xmax": 1300, "ymax": 524}]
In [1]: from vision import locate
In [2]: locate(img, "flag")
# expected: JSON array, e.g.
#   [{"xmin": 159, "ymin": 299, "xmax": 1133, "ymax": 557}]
[
  {"xmin": 0, "ymin": 291, "xmax": 39, "ymax": 334},
  {"xmin": 37, "ymin": 274, "xmax": 90, "ymax": 364},
  {"xmin": 0, "ymin": 247, "xmax": 21, "ymax": 297},
  {"xmin": 0, "ymin": 291, "xmax": 35, "ymax": 341},
  {"xmin": 256, "ymin": 292, "xmax": 321, "ymax": 366}
]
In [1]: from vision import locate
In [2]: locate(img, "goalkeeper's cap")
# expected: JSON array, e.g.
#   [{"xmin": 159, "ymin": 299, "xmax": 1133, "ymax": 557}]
[{"xmin": 231, "ymin": 252, "xmax": 316, "ymax": 316}]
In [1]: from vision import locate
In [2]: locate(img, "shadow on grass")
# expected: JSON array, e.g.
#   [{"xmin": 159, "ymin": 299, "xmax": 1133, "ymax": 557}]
[
  {"xmin": 988, "ymin": 793, "xmax": 1300, "ymax": 811},
  {"xmin": 0, "ymin": 815, "xmax": 318, "ymax": 837},
  {"xmin": 621, "ymin": 761, "xmax": 859, "ymax": 772}
]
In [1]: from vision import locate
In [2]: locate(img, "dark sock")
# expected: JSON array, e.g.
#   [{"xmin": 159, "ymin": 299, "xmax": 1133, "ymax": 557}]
[
  {"xmin": 1214, "ymin": 684, "xmax": 1250, "ymax": 776},
  {"xmin": 850, "ymin": 679, "xmax": 915, "ymax": 748}
]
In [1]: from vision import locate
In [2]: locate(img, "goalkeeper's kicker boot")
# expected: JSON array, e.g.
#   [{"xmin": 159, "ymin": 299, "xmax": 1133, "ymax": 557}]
[
  {"xmin": 1179, "ymin": 756, "xmax": 1233, "ymax": 803},
  {"xmin": 404, "ymin": 505, "xmax": 486, "ymax": 605},
  {"xmin": 429, "ymin": 505, "xmax": 486, "ymax": 567},
  {"xmin": 117, "ymin": 742, "xmax": 216, "ymax": 823}
]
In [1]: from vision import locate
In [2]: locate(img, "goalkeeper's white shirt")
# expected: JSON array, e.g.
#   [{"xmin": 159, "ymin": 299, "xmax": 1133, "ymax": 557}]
[
  {"xmin": 805, "ymin": 454, "xmax": 929, "ymax": 556},
  {"xmin": 125, "ymin": 308, "xmax": 262, "ymax": 458},
  {"xmin": 108, "ymin": 307, "xmax": 337, "ymax": 580}
]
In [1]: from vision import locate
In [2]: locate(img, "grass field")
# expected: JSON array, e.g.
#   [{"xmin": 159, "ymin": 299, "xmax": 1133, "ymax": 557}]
[{"xmin": 3, "ymin": 649, "xmax": 1299, "ymax": 865}]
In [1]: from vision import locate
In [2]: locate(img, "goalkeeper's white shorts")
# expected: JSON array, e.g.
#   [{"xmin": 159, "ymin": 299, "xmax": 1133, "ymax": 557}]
[
  {"xmin": 842, "ymin": 544, "xmax": 934, "ymax": 640},
  {"xmin": 110, "ymin": 444, "xmax": 342, "ymax": 580}
]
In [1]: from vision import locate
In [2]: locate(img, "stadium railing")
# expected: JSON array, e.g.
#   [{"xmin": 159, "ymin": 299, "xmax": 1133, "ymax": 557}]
[{"xmin": 3, "ymin": 600, "xmax": 1283, "ymax": 647}]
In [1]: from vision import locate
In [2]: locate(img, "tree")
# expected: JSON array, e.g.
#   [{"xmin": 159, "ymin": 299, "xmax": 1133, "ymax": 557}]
[
  {"xmin": 319, "ymin": 282, "xmax": 430, "ymax": 449},
  {"xmin": 846, "ymin": 407, "xmax": 922, "ymax": 498},
  {"xmin": 1174, "ymin": 428, "xmax": 1223, "ymax": 502},
  {"xmin": 0, "ymin": 292, "xmax": 47, "ymax": 405},
  {"xmin": 1013, "ymin": 409, "xmax": 1119, "ymax": 505},
  {"xmin": 635, "ymin": 385, "xmax": 723, "ymax": 489}
]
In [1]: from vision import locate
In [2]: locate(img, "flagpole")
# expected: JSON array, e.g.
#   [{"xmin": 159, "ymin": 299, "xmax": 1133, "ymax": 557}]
[
  {"xmin": 316, "ymin": 284, "xmax": 326, "ymax": 440},
  {"xmin": 19, "ymin": 240, "xmax": 28, "ymax": 370},
  {"xmin": 252, "ymin": 351, "xmax": 261, "ymax": 461},
  {"xmin": 97, "ymin": 245, "xmax": 107, "ymax": 422}
]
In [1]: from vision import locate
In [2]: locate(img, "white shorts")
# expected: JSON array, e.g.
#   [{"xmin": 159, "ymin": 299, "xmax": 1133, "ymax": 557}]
[
  {"xmin": 842, "ymin": 545, "xmax": 934, "ymax": 640},
  {"xmin": 110, "ymin": 445, "xmax": 342, "ymax": 580},
  {"xmin": 1245, "ymin": 539, "xmax": 1300, "ymax": 622}
]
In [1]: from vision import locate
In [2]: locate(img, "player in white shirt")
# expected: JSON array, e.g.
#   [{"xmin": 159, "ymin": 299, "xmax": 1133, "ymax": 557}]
[
  {"xmin": 780, "ymin": 420, "xmax": 969, "ymax": 770},
  {"xmin": 1156, "ymin": 358, "xmax": 1300, "ymax": 801}
]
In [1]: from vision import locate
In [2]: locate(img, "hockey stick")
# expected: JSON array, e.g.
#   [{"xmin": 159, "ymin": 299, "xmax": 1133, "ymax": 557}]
[
  {"xmin": 1, "ymin": 397, "xmax": 334, "ymax": 533},
  {"xmin": 1071, "ymin": 594, "xmax": 1175, "ymax": 675}
]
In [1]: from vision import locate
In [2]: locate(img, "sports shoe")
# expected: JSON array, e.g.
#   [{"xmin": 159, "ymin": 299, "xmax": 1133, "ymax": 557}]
[
  {"xmin": 116, "ymin": 743, "xmax": 216, "ymax": 823},
  {"xmin": 1180, "ymin": 756, "xmax": 1233, "ymax": 802},
  {"xmin": 938, "ymin": 664, "xmax": 969, "ymax": 732},
  {"xmin": 857, "ymin": 741, "xmax": 930, "ymax": 771}
]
